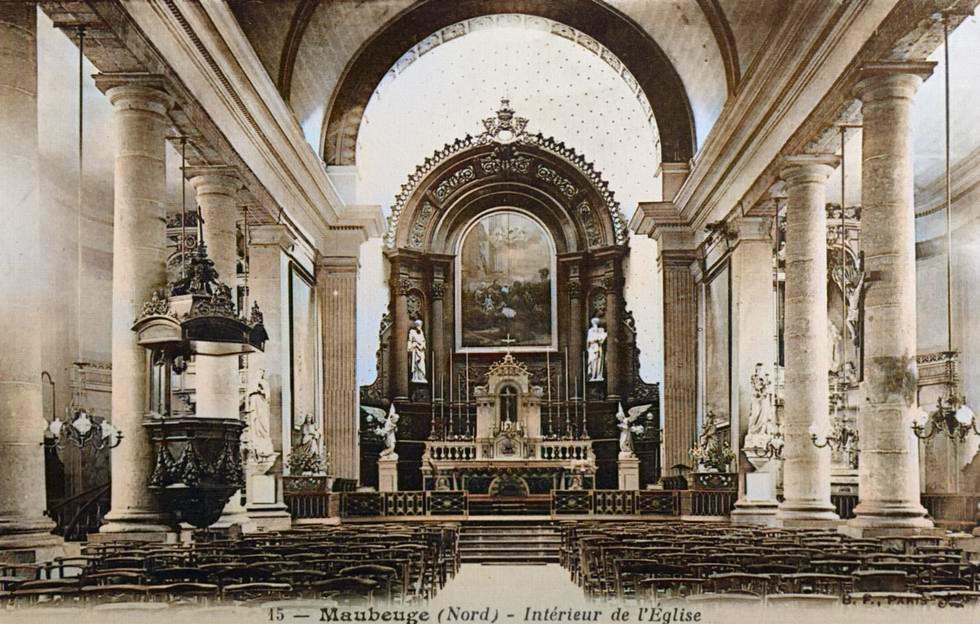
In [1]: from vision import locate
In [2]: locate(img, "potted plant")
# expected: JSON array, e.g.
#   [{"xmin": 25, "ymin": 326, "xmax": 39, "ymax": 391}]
[
  {"xmin": 689, "ymin": 418, "xmax": 737, "ymax": 490},
  {"xmin": 282, "ymin": 448, "xmax": 333, "ymax": 494}
]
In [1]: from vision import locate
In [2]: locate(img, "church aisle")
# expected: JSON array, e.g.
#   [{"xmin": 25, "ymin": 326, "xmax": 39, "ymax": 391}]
[{"xmin": 430, "ymin": 564, "xmax": 587, "ymax": 610}]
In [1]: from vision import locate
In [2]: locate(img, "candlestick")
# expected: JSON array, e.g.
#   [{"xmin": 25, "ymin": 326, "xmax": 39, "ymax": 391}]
[
  {"xmin": 465, "ymin": 352, "xmax": 470, "ymax": 440},
  {"xmin": 449, "ymin": 351, "xmax": 454, "ymax": 438},
  {"xmin": 546, "ymin": 350, "xmax": 552, "ymax": 438},
  {"xmin": 441, "ymin": 372, "xmax": 446, "ymax": 440},
  {"xmin": 564, "ymin": 347, "xmax": 571, "ymax": 438},
  {"xmin": 582, "ymin": 351, "xmax": 589, "ymax": 439}
]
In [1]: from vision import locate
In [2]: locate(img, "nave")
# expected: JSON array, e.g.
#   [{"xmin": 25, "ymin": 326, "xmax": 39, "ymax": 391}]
[{"xmin": 4, "ymin": 519, "xmax": 980, "ymax": 616}]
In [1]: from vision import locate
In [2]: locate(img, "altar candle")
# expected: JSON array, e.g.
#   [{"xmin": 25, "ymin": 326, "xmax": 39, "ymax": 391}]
[
  {"xmin": 582, "ymin": 350, "xmax": 589, "ymax": 436},
  {"xmin": 564, "ymin": 347, "xmax": 571, "ymax": 434},
  {"xmin": 441, "ymin": 372, "xmax": 446, "ymax": 440},
  {"xmin": 465, "ymin": 352, "xmax": 471, "ymax": 439},
  {"xmin": 546, "ymin": 350, "xmax": 552, "ymax": 437}
]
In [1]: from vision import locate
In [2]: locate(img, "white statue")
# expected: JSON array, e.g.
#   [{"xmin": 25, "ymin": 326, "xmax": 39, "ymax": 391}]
[
  {"xmin": 828, "ymin": 320, "xmax": 843, "ymax": 372},
  {"xmin": 376, "ymin": 404, "xmax": 400, "ymax": 458},
  {"xmin": 296, "ymin": 413, "xmax": 322, "ymax": 459},
  {"xmin": 744, "ymin": 363, "xmax": 777, "ymax": 450},
  {"xmin": 408, "ymin": 319, "xmax": 428, "ymax": 384},
  {"xmin": 615, "ymin": 403, "xmax": 643, "ymax": 458},
  {"xmin": 586, "ymin": 318, "xmax": 607, "ymax": 382},
  {"xmin": 244, "ymin": 369, "xmax": 276, "ymax": 463}
]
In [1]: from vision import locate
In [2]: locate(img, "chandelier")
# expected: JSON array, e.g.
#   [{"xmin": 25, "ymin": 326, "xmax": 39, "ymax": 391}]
[
  {"xmin": 44, "ymin": 365, "xmax": 122, "ymax": 452},
  {"xmin": 911, "ymin": 15, "xmax": 976, "ymax": 442}
]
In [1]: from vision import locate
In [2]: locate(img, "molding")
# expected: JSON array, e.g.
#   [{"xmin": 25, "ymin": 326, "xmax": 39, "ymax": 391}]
[
  {"xmin": 695, "ymin": 0, "xmax": 741, "ymax": 95},
  {"xmin": 107, "ymin": 0, "xmax": 378, "ymax": 254},
  {"xmin": 276, "ymin": 0, "xmax": 318, "ymax": 101}
]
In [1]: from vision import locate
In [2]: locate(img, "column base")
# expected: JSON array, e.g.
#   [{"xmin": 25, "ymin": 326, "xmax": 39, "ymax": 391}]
[
  {"xmin": 775, "ymin": 500, "xmax": 840, "ymax": 526},
  {"xmin": 245, "ymin": 506, "xmax": 294, "ymax": 533},
  {"xmin": 846, "ymin": 502, "xmax": 934, "ymax": 532},
  {"xmin": 618, "ymin": 456, "xmax": 640, "ymax": 490},
  {"xmin": 731, "ymin": 500, "xmax": 780, "ymax": 527},
  {"xmin": 0, "ymin": 517, "xmax": 64, "ymax": 563},
  {"xmin": 99, "ymin": 510, "xmax": 173, "ymax": 534},
  {"xmin": 378, "ymin": 456, "xmax": 398, "ymax": 492}
]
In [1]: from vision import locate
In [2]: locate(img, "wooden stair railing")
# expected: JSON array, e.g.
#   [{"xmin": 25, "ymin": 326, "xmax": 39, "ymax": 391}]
[{"xmin": 46, "ymin": 482, "xmax": 110, "ymax": 541}]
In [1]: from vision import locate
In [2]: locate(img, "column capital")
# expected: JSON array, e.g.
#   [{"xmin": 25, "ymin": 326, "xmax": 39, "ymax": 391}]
[
  {"xmin": 94, "ymin": 73, "xmax": 173, "ymax": 115},
  {"xmin": 249, "ymin": 224, "xmax": 295, "ymax": 250},
  {"xmin": 732, "ymin": 215, "xmax": 773, "ymax": 243},
  {"xmin": 854, "ymin": 62, "xmax": 936, "ymax": 103},
  {"xmin": 317, "ymin": 255, "xmax": 359, "ymax": 274},
  {"xmin": 780, "ymin": 154, "xmax": 840, "ymax": 186},
  {"xmin": 186, "ymin": 165, "xmax": 241, "ymax": 196}
]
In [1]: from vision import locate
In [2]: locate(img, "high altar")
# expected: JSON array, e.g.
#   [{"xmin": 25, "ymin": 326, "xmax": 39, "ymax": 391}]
[{"xmin": 360, "ymin": 102, "xmax": 660, "ymax": 493}]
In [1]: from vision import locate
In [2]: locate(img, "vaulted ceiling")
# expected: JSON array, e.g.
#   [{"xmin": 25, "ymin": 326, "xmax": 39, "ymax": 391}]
[{"xmin": 228, "ymin": 0, "xmax": 786, "ymax": 163}]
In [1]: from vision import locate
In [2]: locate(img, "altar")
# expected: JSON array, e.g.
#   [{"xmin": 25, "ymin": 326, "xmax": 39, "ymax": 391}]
[{"xmin": 421, "ymin": 353, "xmax": 595, "ymax": 494}]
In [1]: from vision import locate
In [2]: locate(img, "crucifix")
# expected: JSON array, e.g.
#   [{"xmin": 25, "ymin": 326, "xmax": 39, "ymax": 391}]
[{"xmin": 501, "ymin": 333, "xmax": 517, "ymax": 346}]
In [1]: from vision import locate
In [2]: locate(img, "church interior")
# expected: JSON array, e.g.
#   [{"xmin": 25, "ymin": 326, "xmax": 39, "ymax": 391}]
[{"xmin": 5, "ymin": 0, "xmax": 980, "ymax": 613}]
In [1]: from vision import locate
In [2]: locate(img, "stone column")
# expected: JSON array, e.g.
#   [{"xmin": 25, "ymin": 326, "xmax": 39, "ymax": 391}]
[
  {"xmin": 243, "ymin": 224, "xmax": 292, "ymax": 529},
  {"xmin": 604, "ymin": 268, "xmax": 623, "ymax": 400},
  {"xmin": 430, "ymin": 270, "xmax": 446, "ymax": 436},
  {"xmin": 0, "ymin": 1, "xmax": 61, "ymax": 553},
  {"xmin": 188, "ymin": 167, "xmax": 248, "ymax": 528},
  {"xmin": 95, "ymin": 74, "xmax": 174, "ymax": 533},
  {"xmin": 776, "ymin": 154, "xmax": 839, "ymax": 524},
  {"xmin": 659, "ymin": 249, "xmax": 699, "ymax": 473},
  {"xmin": 850, "ymin": 63, "xmax": 934, "ymax": 530},
  {"xmin": 188, "ymin": 168, "xmax": 242, "ymax": 422},
  {"xmin": 567, "ymin": 263, "xmax": 584, "ymax": 392},
  {"xmin": 391, "ymin": 272, "xmax": 411, "ymax": 400},
  {"xmin": 729, "ymin": 216, "xmax": 779, "ymax": 525},
  {"xmin": 319, "ymin": 255, "xmax": 360, "ymax": 481}
]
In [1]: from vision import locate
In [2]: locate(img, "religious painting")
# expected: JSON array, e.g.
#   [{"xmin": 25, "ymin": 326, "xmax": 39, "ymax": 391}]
[
  {"xmin": 703, "ymin": 264, "xmax": 731, "ymax": 427},
  {"xmin": 456, "ymin": 210, "xmax": 556, "ymax": 350}
]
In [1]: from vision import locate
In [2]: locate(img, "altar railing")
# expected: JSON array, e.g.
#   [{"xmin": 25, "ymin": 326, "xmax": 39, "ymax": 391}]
[
  {"xmin": 538, "ymin": 440, "xmax": 593, "ymax": 461},
  {"xmin": 427, "ymin": 441, "xmax": 479, "ymax": 461}
]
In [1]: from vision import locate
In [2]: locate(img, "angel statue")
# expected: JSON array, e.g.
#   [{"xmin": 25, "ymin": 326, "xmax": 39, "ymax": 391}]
[
  {"xmin": 615, "ymin": 403, "xmax": 644, "ymax": 458},
  {"xmin": 375, "ymin": 404, "xmax": 400, "ymax": 459}
]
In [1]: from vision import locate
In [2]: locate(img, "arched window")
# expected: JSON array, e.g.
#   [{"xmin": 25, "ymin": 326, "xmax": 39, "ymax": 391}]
[{"xmin": 456, "ymin": 209, "xmax": 556, "ymax": 351}]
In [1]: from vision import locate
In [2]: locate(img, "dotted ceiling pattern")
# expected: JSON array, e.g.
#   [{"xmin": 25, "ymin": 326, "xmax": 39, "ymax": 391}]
[{"xmin": 354, "ymin": 16, "xmax": 663, "ymax": 220}]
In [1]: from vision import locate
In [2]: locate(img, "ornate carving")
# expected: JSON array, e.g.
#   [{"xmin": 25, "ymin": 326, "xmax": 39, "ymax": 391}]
[
  {"xmin": 136, "ymin": 289, "xmax": 176, "ymax": 321},
  {"xmin": 567, "ymin": 279, "xmax": 582, "ymax": 300},
  {"xmin": 396, "ymin": 276, "xmax": 414, "ymax": 296},
  {"xmin": 577, "ymin": 202, "xmax": 603, "ymax": 248},
  {"xmin": 481, "ymin": 98, "xmax": 528, "ymax": 142},
  {"xmin": 408, "ymin": 202, "xmax": 435, "ymax": 249},
  {"xmin": 406, "ymin": 292, "xmax": 423, "ymax": 321},
  {"xmin": 431, "ymin": 280, "xmax": 446, "ymax": 301},
  {"xmin": 486, "ymin": 353, "xmax": 530, "ymax": 380},
  {"xmin": 385, "ymin": 101, "xmax": 629, "ymax": 248},
  {"xmin": 591, "ymin": 289, "xmax": 607, "ymax": 318},
  {"xmin": 479, "ymin": 153, "xmax": 531, "ymax": 175},
  {"xmin": 535, "ymin": 165, "xmax": 578, "ymax": 198},
  {"xmin": 433, "ymin": 166, "xmax": 475, "ymax": 202}
]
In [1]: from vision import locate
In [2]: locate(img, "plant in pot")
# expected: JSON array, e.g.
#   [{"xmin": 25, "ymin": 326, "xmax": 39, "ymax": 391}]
[
  {"xmin": 283, "ymin": 448, "xmax": 332, "ymax": 494},
  {"xmin": 688, "ymin": 416, "xmax": 737, "ymax": 490}
]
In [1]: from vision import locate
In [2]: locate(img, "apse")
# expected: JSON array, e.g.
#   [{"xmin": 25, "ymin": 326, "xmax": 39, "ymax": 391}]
[{"xmin": 353, "ymin": 15, "xmax": 665, "ymax": 388}]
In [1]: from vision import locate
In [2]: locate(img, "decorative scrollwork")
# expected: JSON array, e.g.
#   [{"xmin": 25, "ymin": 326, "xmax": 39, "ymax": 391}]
[
  {"xmin": 577, "ymin": 202, "xmax": 603, "ymax": 248},
  {"xmin": 535, "ymin": 165, "xmax": 578, "ymax": 198},
  {"xmin": 385, "ymin": 100, "xmax": 629, "ymax": 248},
  {"xmin": 408, "ymin": 202, "xmax": 435, "ymax": 249},
  {"xmin": 431, "ymin": 280, "xmax": 447, "ymax": 301},
  {"xmin": 590, "ymin": 289, "xmax": 607, "ymax": 318},
  {"xmin": 406, "ymin": 292, "xmax": 423, "ymax": 321},
  {"xmin": 433, "ymin": 166, "xmax": 475, "ymax": 202},
  {"xmin": 567, "ymin": 279, "xmax": 582, "ymax": 300},
  {"xmin": 136, "ymin": 289, "xmax": 176, "ymax": 322}
]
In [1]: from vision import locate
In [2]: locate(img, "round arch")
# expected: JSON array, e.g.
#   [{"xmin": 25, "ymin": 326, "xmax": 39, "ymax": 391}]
[{"xmin": 316, "ymin": 0, "xmax": 697, "ymax": 166}]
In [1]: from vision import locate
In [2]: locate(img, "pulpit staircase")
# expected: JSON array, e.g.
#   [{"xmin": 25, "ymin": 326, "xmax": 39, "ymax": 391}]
[{"xmin": 459, "ymin": 520, "xmax": 560, "ymax": 564}]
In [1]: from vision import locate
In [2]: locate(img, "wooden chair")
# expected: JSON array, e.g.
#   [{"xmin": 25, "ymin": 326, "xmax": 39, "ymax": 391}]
[
  {"xmin": 221, "ymin": 582, "xmax": 292, "ymax": 604},
  {"xmin": 638, "ymin": 577, "xmax": 705, "ymax": 600},
  {"xmin": 8, "ymin": 579, "xmax": 81, "ymax": 606},
  {"xmin": 82, "ymin": 570, "xmax": 146, "ymax": 586},
  {"xmin": 777, "ymin": 573, "xmax": 850, "ymax": 596},
  {"xmin": 148, "ymin": 566, "xmax": 211, "ymax": 584},
  {"xmin": 309, "ymin": 576, "xmax": 378, "ymax": 604},
  {"xmin": 613, "ymin": 560, "xmax": 685, "ymax": 601},
  {"xmin": 144, "ymin": 582, "xmax": 219, "ymax": 605},
  {"xmin": 852, "ymin": 569, "xmax": 908, "ymax": 593},
  {"xmin": 81, "ymin": 583, "xmax": 150, "ymax": 604},
  {"xmin": 708, "ymin": 573, "xmax": 773, "ymax": 597}
]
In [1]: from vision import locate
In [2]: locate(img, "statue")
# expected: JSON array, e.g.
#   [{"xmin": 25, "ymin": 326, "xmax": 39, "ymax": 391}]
[
  {"xmin": 408, "ymin": 319, "xmax": 427, "ymax": 384},
  {"xmin": 744, "ymin": 363, "xmax": 777, "ymax": 450},
  {"xmin": 376, "ymin": 404, "xmax": 400, "ymax": 458},
  {"xmin": 244, "ymin": 369, "xmax": 276, "ymax": 463},
  {"xmin": 586, "ymin": 318, "xmax": 607, "ymax": 382},
  {"xmin": 615, "ymin": 403, "xmax": 643, "ymax": 458},
  {"xmin": 295, "ymin": 413, "xmax": 322, "ymax": 459},
  {"xmin": 828, "ymin": 320, "xmax": 843, "ymax": 372},
  {"xmin": 846, "ymin": 271, "xmax": 865, "ymax": 346}
]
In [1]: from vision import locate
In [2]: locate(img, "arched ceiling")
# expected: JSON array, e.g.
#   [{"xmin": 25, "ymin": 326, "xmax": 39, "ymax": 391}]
[{"xmin": 228, "ymin": 0, "xmax": 786, "ymax": 162}]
